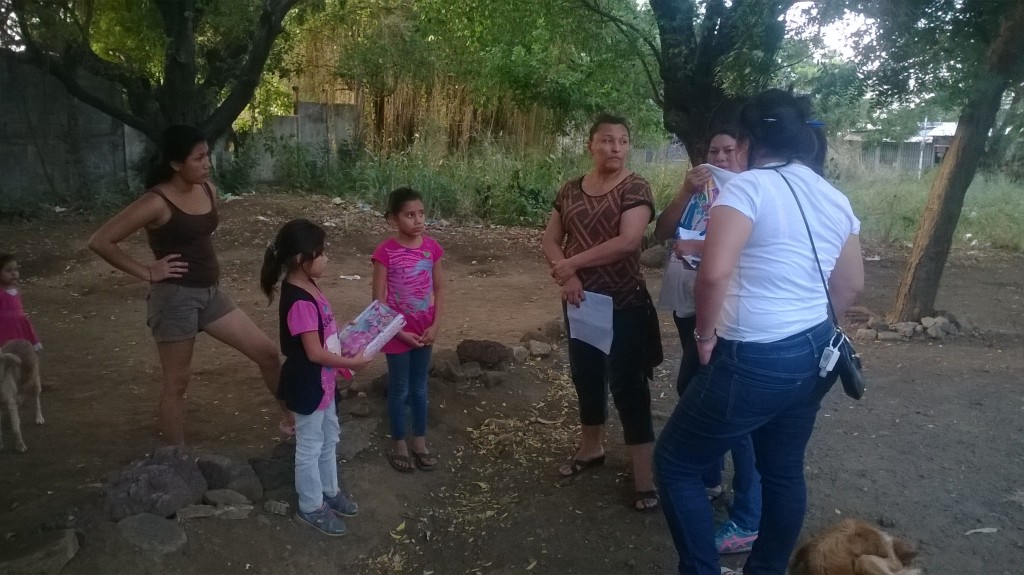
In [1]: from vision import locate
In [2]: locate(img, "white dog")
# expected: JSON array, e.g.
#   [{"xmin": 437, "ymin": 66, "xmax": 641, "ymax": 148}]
[{"xmin": 0, "ymin": 339, "xmax": 44, "ymax": 452}]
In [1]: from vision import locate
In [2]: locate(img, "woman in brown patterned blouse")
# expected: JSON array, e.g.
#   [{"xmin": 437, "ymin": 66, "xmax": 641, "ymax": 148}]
[{"xmin": 541, "ymin": 114, "xmax": 659, "ymax": 512}]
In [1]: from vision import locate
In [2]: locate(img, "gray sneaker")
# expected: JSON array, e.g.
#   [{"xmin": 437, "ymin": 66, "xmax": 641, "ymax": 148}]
[
  {"xmin": 325, "ymin": 491, "xmax": 359, "ymax": 517},
  {"xmin": 295, "ymin": 504, "xmax": 346, "ymax": 536}
]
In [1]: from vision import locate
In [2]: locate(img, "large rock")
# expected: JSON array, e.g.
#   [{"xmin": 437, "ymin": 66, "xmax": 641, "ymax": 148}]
[
  {"xmin": 892, "ymin": 322, "xmax": 918, "ymax": 338},
  {"xmin": 528, "ymin": 341, "xmax": 553, "ymax": 358},
  {"xmin": 854, "ymin": 328, "xmax": 878, "ymax": 341},
  {"xmin": 460, "ymin": 362, "xmax": 483, "ymax": 379},
  {"xmin": 175, "ymin": 504, "xmax": 216, "ymax": 521},
  {"xmin": 196, "ymin": 455, "xmax": 264, "ymax": 502},
  {"xmin": 456, "ymin": 339, "xmax": 512, "ymax": 369},
  {"xmin": 102, "ymin": 446, "xmax": 207, "ymax": 521},
  {"xmin": 249, "ymin": 457, "xmax": 293, "ymax": 491},
  {"xmin": 116, "ymin": 513, "xmax": 187, "ymax": 554},
  {"xmin": 213, "ymin": 505, "xmax": 253, "ymax": 520},
  {"xmin": 511, "ymin": 346, "xmax": 529, "ymax": 363},
  {"xmin": 264, "ymin": 500, "xmax": 290, "ymax": 516},
  {"xmin": 203, "ymin": 489, "xmax": 250, "ymax": 506},
  {"xmin": 640, "ymin": 244, "xmax": 667, "ymax": 268},
  {"xmin": 877, "ymin": 331, "xmax": 903, "ymax": 342},
  {"xmin": 0, "ymin": 529, "xmax": 79, "ymax": 574}
]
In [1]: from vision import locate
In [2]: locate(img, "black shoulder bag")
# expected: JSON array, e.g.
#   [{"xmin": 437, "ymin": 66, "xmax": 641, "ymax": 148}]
[{"xmin": 773, "ymin": 169, "xmax": 866, "ymax": 400}]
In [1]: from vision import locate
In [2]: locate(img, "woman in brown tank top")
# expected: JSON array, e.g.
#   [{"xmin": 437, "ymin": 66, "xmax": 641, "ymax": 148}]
[{"xmin": 88, "ymin": 125, "xmax": 290, "ymax": 445}]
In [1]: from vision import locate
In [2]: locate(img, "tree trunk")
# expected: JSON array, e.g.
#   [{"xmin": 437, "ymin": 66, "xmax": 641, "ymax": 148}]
[
  {"xmin": 6, "ymin": 0, "xmax": 299, "ymax": 143},
  {"xmin": 649, "ymin": 0, "xmax": 779, "ymax": 166},
  {"xmin": 888, "ymin": 0, "xmax": 1024, "ymax": 322}
]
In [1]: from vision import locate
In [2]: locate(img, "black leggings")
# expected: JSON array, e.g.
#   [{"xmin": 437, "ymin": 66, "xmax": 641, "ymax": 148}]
[
  {"xmin": 565, "ymin": 305, "xmax": 655, "ymax": 445},
  {"xmin": 672, "ymin": 312, "xmax": 700, "ymax": 397}
]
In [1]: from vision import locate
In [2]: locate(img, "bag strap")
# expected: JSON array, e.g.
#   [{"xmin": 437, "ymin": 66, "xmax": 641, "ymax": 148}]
[{"xmin": 766, "ymin": 167, "xmax": 840, "ymax": 326}]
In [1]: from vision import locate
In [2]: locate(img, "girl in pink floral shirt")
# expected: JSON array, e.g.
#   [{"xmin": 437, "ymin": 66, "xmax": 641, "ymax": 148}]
[{"xmin": 372, "ymin": 188, "xmax": 445, "ymax": 474}]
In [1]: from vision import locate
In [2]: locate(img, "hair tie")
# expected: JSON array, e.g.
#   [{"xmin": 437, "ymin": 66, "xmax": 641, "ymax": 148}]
[{"xmin": 807, "ymin": 120, "xmax": 825, "ymax": 128}]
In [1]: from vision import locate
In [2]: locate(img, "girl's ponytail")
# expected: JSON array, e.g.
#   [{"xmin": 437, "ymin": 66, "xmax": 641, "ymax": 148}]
[{"xmin": 260, "ymin": 244, "xmax": 284, "ymax": 302}]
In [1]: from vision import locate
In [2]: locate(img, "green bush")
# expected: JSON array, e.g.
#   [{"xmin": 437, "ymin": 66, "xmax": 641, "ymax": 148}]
[
  {"xmin": 837, "ymin": 168, "xmax": 1023, "ymax": 251},
  {"xmin": 236, "ymin": 133, "xmax": 1021, "ymax": 252}
]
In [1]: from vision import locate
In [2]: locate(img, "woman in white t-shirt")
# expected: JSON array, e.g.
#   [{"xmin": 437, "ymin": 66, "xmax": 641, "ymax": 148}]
[{"xmin": 654, "ymin": 90, "xmax": 864, "ymax": 575}]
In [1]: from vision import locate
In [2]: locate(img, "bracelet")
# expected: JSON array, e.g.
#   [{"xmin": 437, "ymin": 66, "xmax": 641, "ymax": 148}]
[
  {"xmin": 147, "ymin": 267, "xmax": 153, "ymax": 283},
  {"xmin": 693, "ymin": 329, "xmax": 717, "ymax": 343}
]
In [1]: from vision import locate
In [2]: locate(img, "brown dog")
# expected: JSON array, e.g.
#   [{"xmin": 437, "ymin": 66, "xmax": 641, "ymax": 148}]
[
  {"xmin": 790, "ymin": 519, "xmax": 921, "ymax": 575},
  {"xmin": 0, "ymin": 339, "xmax": 44, "ymax": 452}
]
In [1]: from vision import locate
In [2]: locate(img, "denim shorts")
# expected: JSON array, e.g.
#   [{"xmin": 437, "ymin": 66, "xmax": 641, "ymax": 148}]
[{"xmin": 146, "ymin": 282, "xmax": 236, "ymax": 343}]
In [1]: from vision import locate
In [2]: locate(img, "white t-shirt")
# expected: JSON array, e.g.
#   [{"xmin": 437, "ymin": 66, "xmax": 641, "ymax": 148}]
[{"xmin": 712, "ymin": 163, "xmax": 860, "ymax": 342}]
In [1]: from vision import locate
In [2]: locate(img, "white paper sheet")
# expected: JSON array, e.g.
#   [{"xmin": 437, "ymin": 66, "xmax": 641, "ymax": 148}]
[{"xmin": 566, "ymin": 291, "xmax": 614, "ymax": 354}]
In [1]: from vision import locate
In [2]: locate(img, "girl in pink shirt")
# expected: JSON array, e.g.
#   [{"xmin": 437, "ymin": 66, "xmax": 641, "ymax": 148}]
[
  {"xmin": 0, "ymin": 254, "xmax": 41, "ymax": 349},
  {"xmin": 261, "ymin": 219, "xmax": 374, "ymax": 536},
  {"xmin": 372, "ymin": 188, "xmax": 445, "ymax": 473}
]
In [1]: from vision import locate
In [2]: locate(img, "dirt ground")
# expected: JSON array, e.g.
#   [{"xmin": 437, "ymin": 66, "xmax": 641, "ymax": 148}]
[{"xmin": 1, "ymin": 193, "xmax": 1022, "ymax": 574}]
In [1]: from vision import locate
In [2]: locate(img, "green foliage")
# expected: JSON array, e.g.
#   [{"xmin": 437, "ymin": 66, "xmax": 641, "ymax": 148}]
[
  {"xmin": 333, "ymin": 0, "xmax": 434, "ymax": 98},
  {"xmin": 825, "ymin": 0, "xmax": 1013, "ymax": 110},
  {"xmin": 315, "ymin": 0, "xmax": 665, "ymax": 143},
  {"xmin": 340, "ymin": 141, "xmax": 586, "ymax": 225},
  {"xmin": 837, "ymin": 163, "xmax": 1024, "ymax": 251},
  {"xmin": 243, "ymin": 132, "xmax": 691, "ymax": 228}
]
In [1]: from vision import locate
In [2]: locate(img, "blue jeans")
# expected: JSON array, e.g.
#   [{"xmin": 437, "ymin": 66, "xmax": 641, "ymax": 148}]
[
  {"xmin": 654, "ymin": 320, "xmax": 835, "ymax": 575},
  {"xmin": 386, "ymin": 346, "xmax": 432, "ymax": 440},
  {"xmin": 707, "ymin": 436, "xmax": 762, "ymax": 532},
  {"xmin": 675, "ymin": 314, "xmax": 761, "ymax": 529},
  {"xmin": 294, "ymin": 398, "xmax": 341, "ymax": 514}
]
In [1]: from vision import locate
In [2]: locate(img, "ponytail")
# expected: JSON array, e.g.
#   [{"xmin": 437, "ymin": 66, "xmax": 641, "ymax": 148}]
[
  {"xmin": 144, "ymin": 156, "xmax": 174, "ymax": 189},
  {"xmin": 260, "ymin": 244, "xmax": 285, "ymax": 303},
  {"xmin": 145, "ymin": 125, "xmax": 207, "ymax": 189}
]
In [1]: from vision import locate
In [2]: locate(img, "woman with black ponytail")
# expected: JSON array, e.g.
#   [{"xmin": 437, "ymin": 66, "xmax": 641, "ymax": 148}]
[
  {"xmin": 88, "ymin": 125, "xmax": 289, "ymax": 445},
  {"xmin": 654, "ymin": 90, "xmax": 864, "ymax": 574}
]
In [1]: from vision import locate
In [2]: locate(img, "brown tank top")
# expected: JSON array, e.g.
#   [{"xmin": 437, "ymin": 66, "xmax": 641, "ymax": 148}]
[{"xmin": 145, "ymin": 183, "xmax": 220, "ymax": 287}]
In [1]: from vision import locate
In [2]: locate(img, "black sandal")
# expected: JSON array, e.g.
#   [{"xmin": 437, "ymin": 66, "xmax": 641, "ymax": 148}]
[
  {"xmin": 559, "ymin": 454, "xmax": 606, "ymax": 478},
  {"xmin": 412, "ymin": 451, "xmax": 437, "ymax": 471},
  {"xmin": 388, "ymin": 452, "xmax": 414, "ymax": 473}
]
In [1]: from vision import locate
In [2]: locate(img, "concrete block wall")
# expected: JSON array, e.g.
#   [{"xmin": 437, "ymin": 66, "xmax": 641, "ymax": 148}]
[{"xmin": 0, "ymin": 60, "xmax": 132, "ymax": 209}]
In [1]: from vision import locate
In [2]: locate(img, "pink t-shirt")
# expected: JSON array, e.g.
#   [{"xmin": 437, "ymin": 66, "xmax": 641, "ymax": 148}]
[
  {"xmin": 371, "ymin": 235, "xmax": 444, "ymax": 354},
  {"xmin": 286, "ymin": 289, "xmax": 339, "ymax": 411}
]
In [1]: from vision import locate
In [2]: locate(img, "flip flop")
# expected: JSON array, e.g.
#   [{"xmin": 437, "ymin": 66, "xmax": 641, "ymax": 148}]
[
  {"xmin": 635, "ymin": 490, "xmax": 660, "ymax": 513},
  {"xmin": 559, "ymin": 454, "xmax": 606, "ymax": 478},
  {"xmin": 388, "ymin": 452, "xmax": 414, "ymax": 473},
  {"xmin": 412, "ymin": 452, "xmax": 437, "ymax": 471}
]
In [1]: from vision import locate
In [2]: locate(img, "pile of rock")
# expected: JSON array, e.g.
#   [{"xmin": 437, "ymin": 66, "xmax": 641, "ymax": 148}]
[
  {"xmin": 95, "ymin": 444, "xmax": 303, "ymax": 555},
  {"xmin": 0, "ymin": 444, "xmax": 300, "ymax": 569},
  {"xmin": 855, "ymin": 313, "xmax": 964, "ymax": 342},
  {"xmin": 428, "ymin": 320, "xmax": 565, "ymax": 386}
]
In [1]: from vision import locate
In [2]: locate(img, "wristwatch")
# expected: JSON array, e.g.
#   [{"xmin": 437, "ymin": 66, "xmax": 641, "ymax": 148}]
[{"xmin": 693, "ymin": 329, "xmax": 717, "ymax": 343}]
